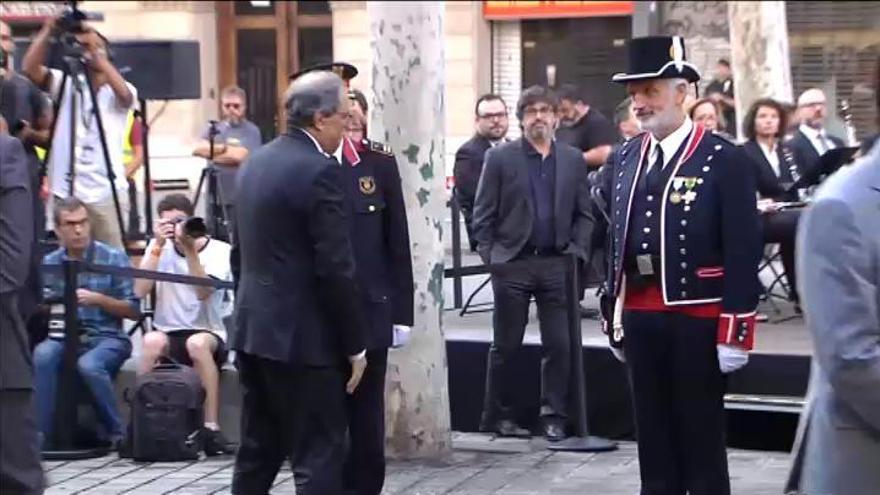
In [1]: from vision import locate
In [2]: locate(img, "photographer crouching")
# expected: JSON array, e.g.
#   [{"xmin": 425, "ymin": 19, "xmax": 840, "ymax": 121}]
[
  {"xmin": 22, "ymin": 14, "xmax": 137, "ymax": 249},
  {"xmin": 134, "ymin": 194, "xmax": 236, "ymax": 456}
]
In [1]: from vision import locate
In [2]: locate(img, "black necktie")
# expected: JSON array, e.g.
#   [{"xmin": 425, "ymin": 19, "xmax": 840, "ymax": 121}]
[{"xmin": 646, "ymin": 145, "xmax": 664, "ymax": 192}]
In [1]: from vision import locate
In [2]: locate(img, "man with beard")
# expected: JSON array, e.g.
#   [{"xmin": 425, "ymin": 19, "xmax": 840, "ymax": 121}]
[
  {"xmin": 787, "ymin": 88, "xmax": 846, "ymax": 182},
  {"xmin": 599, "ymin": 36, "xmax": 761, "ymax": 494},
  {"xmin": 454, "ymin": 94, "xmax": 509, "ymax": 252},
  {"xmin": 192, "ymin": 86, "xmax": 262, "ymax": 242},
  {"xmin": 473, "ymin": 85, "xmax": 594, "ymax": 442},
  {"xmin": 555, "ymin": 84, "xmax": 617, "ymax": 169}
]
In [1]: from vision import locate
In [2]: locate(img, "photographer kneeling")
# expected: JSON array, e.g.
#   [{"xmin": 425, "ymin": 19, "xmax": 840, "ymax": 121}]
[
  {"xmin": 134, "ymin": 194, "xmax": 235, "ymax": 456},
  {"xmin": 34, "ymin": 197, "xmax": 140, "ymax": 449}
]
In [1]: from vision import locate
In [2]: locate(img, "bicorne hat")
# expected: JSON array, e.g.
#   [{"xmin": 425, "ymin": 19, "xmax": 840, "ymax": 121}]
[{"xmin": 612, "ymin": 36, "xmax": 701, "ymax": 84}]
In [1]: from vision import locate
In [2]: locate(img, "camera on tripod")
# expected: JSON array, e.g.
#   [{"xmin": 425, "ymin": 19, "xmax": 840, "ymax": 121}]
[{"xmin": 52, "ymin": 1, "xmax": 105, "ymax": 59}]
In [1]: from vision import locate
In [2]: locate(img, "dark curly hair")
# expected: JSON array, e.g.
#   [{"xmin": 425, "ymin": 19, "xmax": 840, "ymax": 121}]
[{"xmin": 743, "ymin": 98, "xmax": 788, "ymax": 141}]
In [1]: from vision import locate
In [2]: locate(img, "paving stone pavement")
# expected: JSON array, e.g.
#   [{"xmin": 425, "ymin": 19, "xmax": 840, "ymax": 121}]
[{"xmin": 43, "ymin": 437, "xmax": 791, "ymax": 494}]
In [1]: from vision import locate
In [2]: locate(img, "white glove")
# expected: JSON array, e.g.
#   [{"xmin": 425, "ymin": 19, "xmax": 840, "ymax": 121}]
[
  {"xmin": 717, "ymin": 344, "xmax": 749, "ymax": 374},
  {"xmin": 610, "ymin": 346, "xmax": 626, "ymax": 363},
  {"xmin": 391, "ymin": 325, "xmax": 411, "ymax": 348}
]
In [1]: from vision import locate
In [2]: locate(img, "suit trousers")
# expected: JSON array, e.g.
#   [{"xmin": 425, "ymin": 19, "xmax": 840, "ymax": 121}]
[
  {"xmin": 0, "ymin": 294, "xmax": 44, "ymax": 494},
  {"xmin": 623, "ymin": 310, "xmax": 729, "ymax": 495},
  {"xmin": 481, "ymin": 256, "xmax": 570, "ymax": 427},
  {"xmin": 343, "ymin": 349, "xmax": 388, "ymax": 495},
  {"xmin": 762, "ymin": 209, "xmax": 802, "ymax": 303},
  {"xmin": 232, "ymin": 352, "xmax": 348, "ymax": 495}
]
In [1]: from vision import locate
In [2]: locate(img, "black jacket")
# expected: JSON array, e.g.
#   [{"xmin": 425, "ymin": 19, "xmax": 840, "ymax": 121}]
[
  {"xmin": 742, "ymin": 139, "xmax": 801, "ymax": 201},
  {"xmin": 472, "ymin": 138, "xmax": 594, "ymax": 264},
  {"xmin": 341, "ymin": 138, "xmax": 414, "ymax": 350},
  {"xmin": 453, "ymin": 134, "xmax": 492, "ymax": 248},
  {"xmin": 231, "ymin": 128, "xmax": 366, "ymax": 366},
  {"xmin": 786, "ymin": 128, "xmax": 845, "ymax": 180}
]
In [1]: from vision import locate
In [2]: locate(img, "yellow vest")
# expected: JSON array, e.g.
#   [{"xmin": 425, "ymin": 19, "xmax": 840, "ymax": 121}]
[{"xmin": 123, "ymin": 110, "xmax": 136, "ymax": 166}]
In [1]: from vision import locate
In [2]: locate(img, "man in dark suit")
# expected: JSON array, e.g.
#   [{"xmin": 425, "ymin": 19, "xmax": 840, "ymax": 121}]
[
  {"xmin": 453, "ymin": 94, "xmax": 509, "ymax": 252},
  {"xmin": 230, "ymin": 70, "xmax": 368, "ymax": 495},
  {"xmin": 473, "ymin": 85, "xmax": 594, "ymax": 442},
  {"xmin": 0, "ymin": 134, "xmax": 43, "ymax": 493},
  {"xmin": 293, "ymin": 62, "xmax": 415, "ymax": 495},
  {"xmin": 787, "ymin": 88, "xmax": 845, "ymax": 180}
]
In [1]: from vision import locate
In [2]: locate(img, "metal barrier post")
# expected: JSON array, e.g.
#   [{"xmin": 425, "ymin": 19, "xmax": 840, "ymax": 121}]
[
  {"xmin": 450, "ymin": 198, "xmax": 463, "ymax": 309},
  {"xmin": 43, "ymin": 259, "xmax": 108, "ymax": 459},
  {"xmin": 547, "ymin": 254, "xmax": 617, "ymax": 452}
]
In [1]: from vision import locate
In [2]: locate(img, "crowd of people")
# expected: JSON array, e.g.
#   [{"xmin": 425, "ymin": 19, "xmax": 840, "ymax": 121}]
[{"xmin": 1, "ymin": 13, "xmax": 879, "ymax": 495}]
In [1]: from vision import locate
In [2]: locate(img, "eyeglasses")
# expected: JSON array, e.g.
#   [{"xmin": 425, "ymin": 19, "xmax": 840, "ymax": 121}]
[
  {"xmin": 522, "ymin": 106, "xmax": 555, "ymax": 118},
  {"xmin": 478, "ymin": 112, "xmax": 508, "ymax": 120},
  {"xmin": 223, "ymin": 103, "xmax": 242, "ymax": 109}
]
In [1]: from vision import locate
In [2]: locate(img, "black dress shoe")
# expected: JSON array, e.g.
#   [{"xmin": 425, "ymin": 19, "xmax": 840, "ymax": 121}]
[
  {"xmin": 542, "ymin": 420, "xmax": 566, "ymax": 442},
  {"xmin": 203, "ymin": 428, "xmax": 237, "ymax": 456},
  {"xmin": 495, "ymin": 419, "xmax": 531, "ymax": 438}
]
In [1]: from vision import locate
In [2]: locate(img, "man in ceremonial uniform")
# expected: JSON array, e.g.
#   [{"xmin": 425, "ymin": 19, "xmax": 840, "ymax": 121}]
[
  {"xmin": 290, "ymin": 62, "xmax": 414, "ymax": 495},
  {"xmin": 599, "ymin": 36, "xmax": 762, "ymax": 495}
]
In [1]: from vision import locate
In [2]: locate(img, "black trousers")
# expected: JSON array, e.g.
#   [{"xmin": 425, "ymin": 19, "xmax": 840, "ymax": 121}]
[
  {"xmin": 232, "ymin": 352, "xmax": 348, "ymax": 495},
  {"xmin": 481, "ymin": 256, "xmax": 570, "ymax": 427},
  {"xmin": 126, "ymin": 177, "xmax": 140, "ymax": 238},
  {"xmin": 623, "ymin": 310, "xmax": 729, "ymax": 495},
  {"xmin": 762, "ymin": 209, "xmax": 801, "ymax": 303},
  {"xmin": 0, "ymin": 294, "xmax": 44, "ymax": 495},
  {"xmin": 343, "ymin": 349, "xmax": 388, "ymax": 495}
]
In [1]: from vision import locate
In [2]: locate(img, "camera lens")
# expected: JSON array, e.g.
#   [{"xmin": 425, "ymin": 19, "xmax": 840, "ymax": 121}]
[{"xmin": 183, "ymin": 217, "xmax": 207, "ymax": 238}]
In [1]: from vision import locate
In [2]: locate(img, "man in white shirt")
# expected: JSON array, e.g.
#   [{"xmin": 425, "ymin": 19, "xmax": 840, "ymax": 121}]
[
  {"xmin": 787, "ymin": 88, "xmax": 845, "ymax": 180},
  {"xmin": 134, "ymin": 194, "xmax": 235, "ymax": 456},
  {"xmin": 22, "ymin": 17, "xmax": 137, "ymax": 249}
]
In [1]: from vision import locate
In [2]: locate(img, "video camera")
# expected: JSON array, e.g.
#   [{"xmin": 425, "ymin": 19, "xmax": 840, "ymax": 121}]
[{"xmin": 56, "ymin": 1, "xmax": 104, "ymax": 35}]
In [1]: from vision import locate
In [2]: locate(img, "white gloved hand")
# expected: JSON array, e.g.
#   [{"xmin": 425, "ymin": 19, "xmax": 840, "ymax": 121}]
[
  {"xmin": 391, "ymin": 325, "xmax": 411, "ymax": 348},
  {"xmin": 610, "ymin": 346, "xmax": 626, "ymax": 363},
  {"xmin": 717, "ymin": 344, "xmax": 749, "ymax": 374}
]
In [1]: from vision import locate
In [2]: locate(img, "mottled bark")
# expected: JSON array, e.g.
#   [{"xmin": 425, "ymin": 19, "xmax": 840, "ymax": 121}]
[
  {"xmin": 367, "ymin": 1, "xmax": 451, "ymax": 459},
  {"xmin": 728, "ymin": 1, "xmax": 793, "ymax": 135}
]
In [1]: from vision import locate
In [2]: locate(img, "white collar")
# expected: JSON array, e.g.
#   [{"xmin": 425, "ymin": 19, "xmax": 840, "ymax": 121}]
[
  {"xmin": 332, "ymin": 142, "xmax": 343, "ymax": 163},
  {"xmin": 799, "ymin": 123, "xmax": 824, "ymax": 140},
  {"xmin": 298, "ymin": 127, "xmax": 331, "ymax": 158},
  {"xmin": 649, "ymin": 118, "xmax": 693, "ymax": 167}
]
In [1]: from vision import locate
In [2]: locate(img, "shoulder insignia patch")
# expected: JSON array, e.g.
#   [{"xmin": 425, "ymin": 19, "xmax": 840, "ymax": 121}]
[{"xmin": 368, "ymin": 140, "xmax": 394, "ymax": 156}]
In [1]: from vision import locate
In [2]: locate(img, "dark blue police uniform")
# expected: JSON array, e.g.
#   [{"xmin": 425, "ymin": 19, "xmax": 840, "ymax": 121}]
[
  {"xmin": 339, "ymin": 136, "xmax": 414, "ymax": 495},
  {"xmin": 600, "ymin": 36, "xmax": 762, "ymax": 495}
]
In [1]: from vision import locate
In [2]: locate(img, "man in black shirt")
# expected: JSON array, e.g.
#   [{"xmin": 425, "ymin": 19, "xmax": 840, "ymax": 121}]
[
  {"xmin": 705, "ymin": 59, "xmax": 737, "ymax": 138},
  {"xmin": 555, "ymin": 84, "xmax": 617, "ymax": 169}
]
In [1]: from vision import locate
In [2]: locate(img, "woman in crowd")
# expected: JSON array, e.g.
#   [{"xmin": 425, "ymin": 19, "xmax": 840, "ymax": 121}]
[
  {"xmin": 742, "ymin": 98, "xmax": 803, "ymax": 313},
  {"xmin": 689, "ymin": 97, "xmax": 726, "ymax": 133}
]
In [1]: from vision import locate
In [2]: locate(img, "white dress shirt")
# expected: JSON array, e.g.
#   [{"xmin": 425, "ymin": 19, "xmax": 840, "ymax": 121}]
[
  {"xmin": 799, "ymin": 124, "xmax": 837, "ymax": 156},
  {"xmin": 759, "ymin": 140, "xmax": 781, "ymax": 178},
  {"xmin": 647, "ymin": 118, "xmax": 694, "ymax": 171}
]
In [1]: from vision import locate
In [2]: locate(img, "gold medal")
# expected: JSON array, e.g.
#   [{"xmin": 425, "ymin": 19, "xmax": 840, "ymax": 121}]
[{"xmin": 670, "ymin": 192, "xmax": 682, "ymax": 204}]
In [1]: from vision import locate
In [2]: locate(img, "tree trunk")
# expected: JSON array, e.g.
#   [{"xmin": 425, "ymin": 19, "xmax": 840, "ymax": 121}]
[
  {"xmin": 367, "ymin": 1, "xmax": 452, "ymax": 459},
  {"xmin": 728, "ymin": 1, "xmax": 793, "ymax": 135}
]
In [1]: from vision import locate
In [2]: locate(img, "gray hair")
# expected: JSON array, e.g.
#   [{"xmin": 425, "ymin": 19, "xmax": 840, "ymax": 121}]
[{"xmin": 285, "ymin": 71, "xmax": 346, "ymax": 129}]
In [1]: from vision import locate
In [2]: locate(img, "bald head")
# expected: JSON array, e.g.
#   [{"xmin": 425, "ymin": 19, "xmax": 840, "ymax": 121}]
[
  {"xmin": 797, "ymin": 88, "xmax": 827, "ymax": 129},
  {"xmin": 285, "ymin": 71, "xmax": 349, "ymax": 153}
]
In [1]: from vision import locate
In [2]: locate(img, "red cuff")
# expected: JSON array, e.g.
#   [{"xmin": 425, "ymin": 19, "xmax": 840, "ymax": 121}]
[{"xmin": 717, "ymin": 312, "xmax": 757, "ymax": 350}]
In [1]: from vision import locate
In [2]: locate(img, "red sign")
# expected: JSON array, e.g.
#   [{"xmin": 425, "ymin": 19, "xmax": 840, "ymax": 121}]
[
  {"xmin": 0, "ymin": 1, "xmax": 66, "ymax": 23},
  {"xmin": 483, "ymin": 1, "xmax": 634, "ymax": 20}
]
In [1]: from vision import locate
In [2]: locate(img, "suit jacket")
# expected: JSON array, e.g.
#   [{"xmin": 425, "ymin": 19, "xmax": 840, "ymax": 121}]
[
  {"xmin": 0, "ymin": 135, "xmax": 35, "ymax": 390},
  {"xmin": 340, "ymin": 137, "xmax": 414, "ymax": 350},
  {"xmin": 231, "ymin": 128, "xmax": 366, "ymax": 366},
  {"xmin": 786, "ymin": 128, "xmax": 845, "ymax": 182},
  {"xmin": 472, "ymin": 138, "xmax": 594, "ymax": 264},
  {"xmin": 786, "ymin": 142, "xmax": 880, "ymax": 495},
  {"xmin": 453, "ymin": 134, "xmax": 492, "ymax": 247},
  {"xmin": 742, "ymin": 139, "xmax": 801, "ymax": 202}
]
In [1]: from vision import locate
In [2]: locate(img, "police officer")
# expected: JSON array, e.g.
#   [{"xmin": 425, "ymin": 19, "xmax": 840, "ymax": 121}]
[
  {"xmin": 290, "ymin": 62, "xmax": 414, "ymax": 495},
  {"xmin": 599, "ymin": 36, "xmax": 761, "ymax": 495}
]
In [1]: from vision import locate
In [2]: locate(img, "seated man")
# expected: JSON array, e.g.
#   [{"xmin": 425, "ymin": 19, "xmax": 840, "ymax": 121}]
[
  {"xmin": 135, "ymin": 194, "xmax": 235, "ymax": 456},
  {"xmin": 34, "ymin": 197, "xmax": 140, "ymax": 448}
]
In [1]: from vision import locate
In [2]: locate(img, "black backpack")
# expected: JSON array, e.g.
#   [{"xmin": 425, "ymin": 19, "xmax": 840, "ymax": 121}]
[{"xmin": 126, "ymin": 361, "xmax": 205, "ymax": 461}]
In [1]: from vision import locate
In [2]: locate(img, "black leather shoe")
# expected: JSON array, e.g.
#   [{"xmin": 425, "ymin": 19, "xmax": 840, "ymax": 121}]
[
  {"xmin": 203, "ymin": 428, "xmax": 237, "ymax": 456},
  {"xmin": 542, "ymin": 419, "xmax": 566, "ymax": 442},
  {"xmin": 495, "ymin": 419, "xmax": 531, "ymax": 438}
]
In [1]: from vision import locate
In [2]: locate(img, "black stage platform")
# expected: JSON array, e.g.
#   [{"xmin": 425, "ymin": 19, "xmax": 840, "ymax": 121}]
[{"xmin": 444, "ymin": 305, "xmax": 810, "ymax": 452}]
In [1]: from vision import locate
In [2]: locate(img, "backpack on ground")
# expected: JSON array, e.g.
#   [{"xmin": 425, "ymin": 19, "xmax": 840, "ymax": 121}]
[{"xmin": 126, "ymin": 360, "xmax": 205, "ymax": 461}]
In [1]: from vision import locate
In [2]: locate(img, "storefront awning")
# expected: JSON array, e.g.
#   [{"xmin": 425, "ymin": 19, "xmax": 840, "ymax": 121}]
[{"xmin": 483, "ymin": 1, "xmax": 634, "ymax": 20}]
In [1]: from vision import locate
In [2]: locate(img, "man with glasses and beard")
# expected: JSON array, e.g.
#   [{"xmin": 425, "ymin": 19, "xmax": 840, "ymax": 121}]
[
  {"xmin": 473, "ymin": 86, "xmax": 594, "ymax": 442},
  {"xmin": 192, "ymin": 86, "xmax": 261, "ymax": 242},
  {"xmin": 454, "ymin": 94, "xmax": 509, "ymax": 252},
  {"xmin": 600, "ymin": 36, "xmax": 761, "ymax": 494}
]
